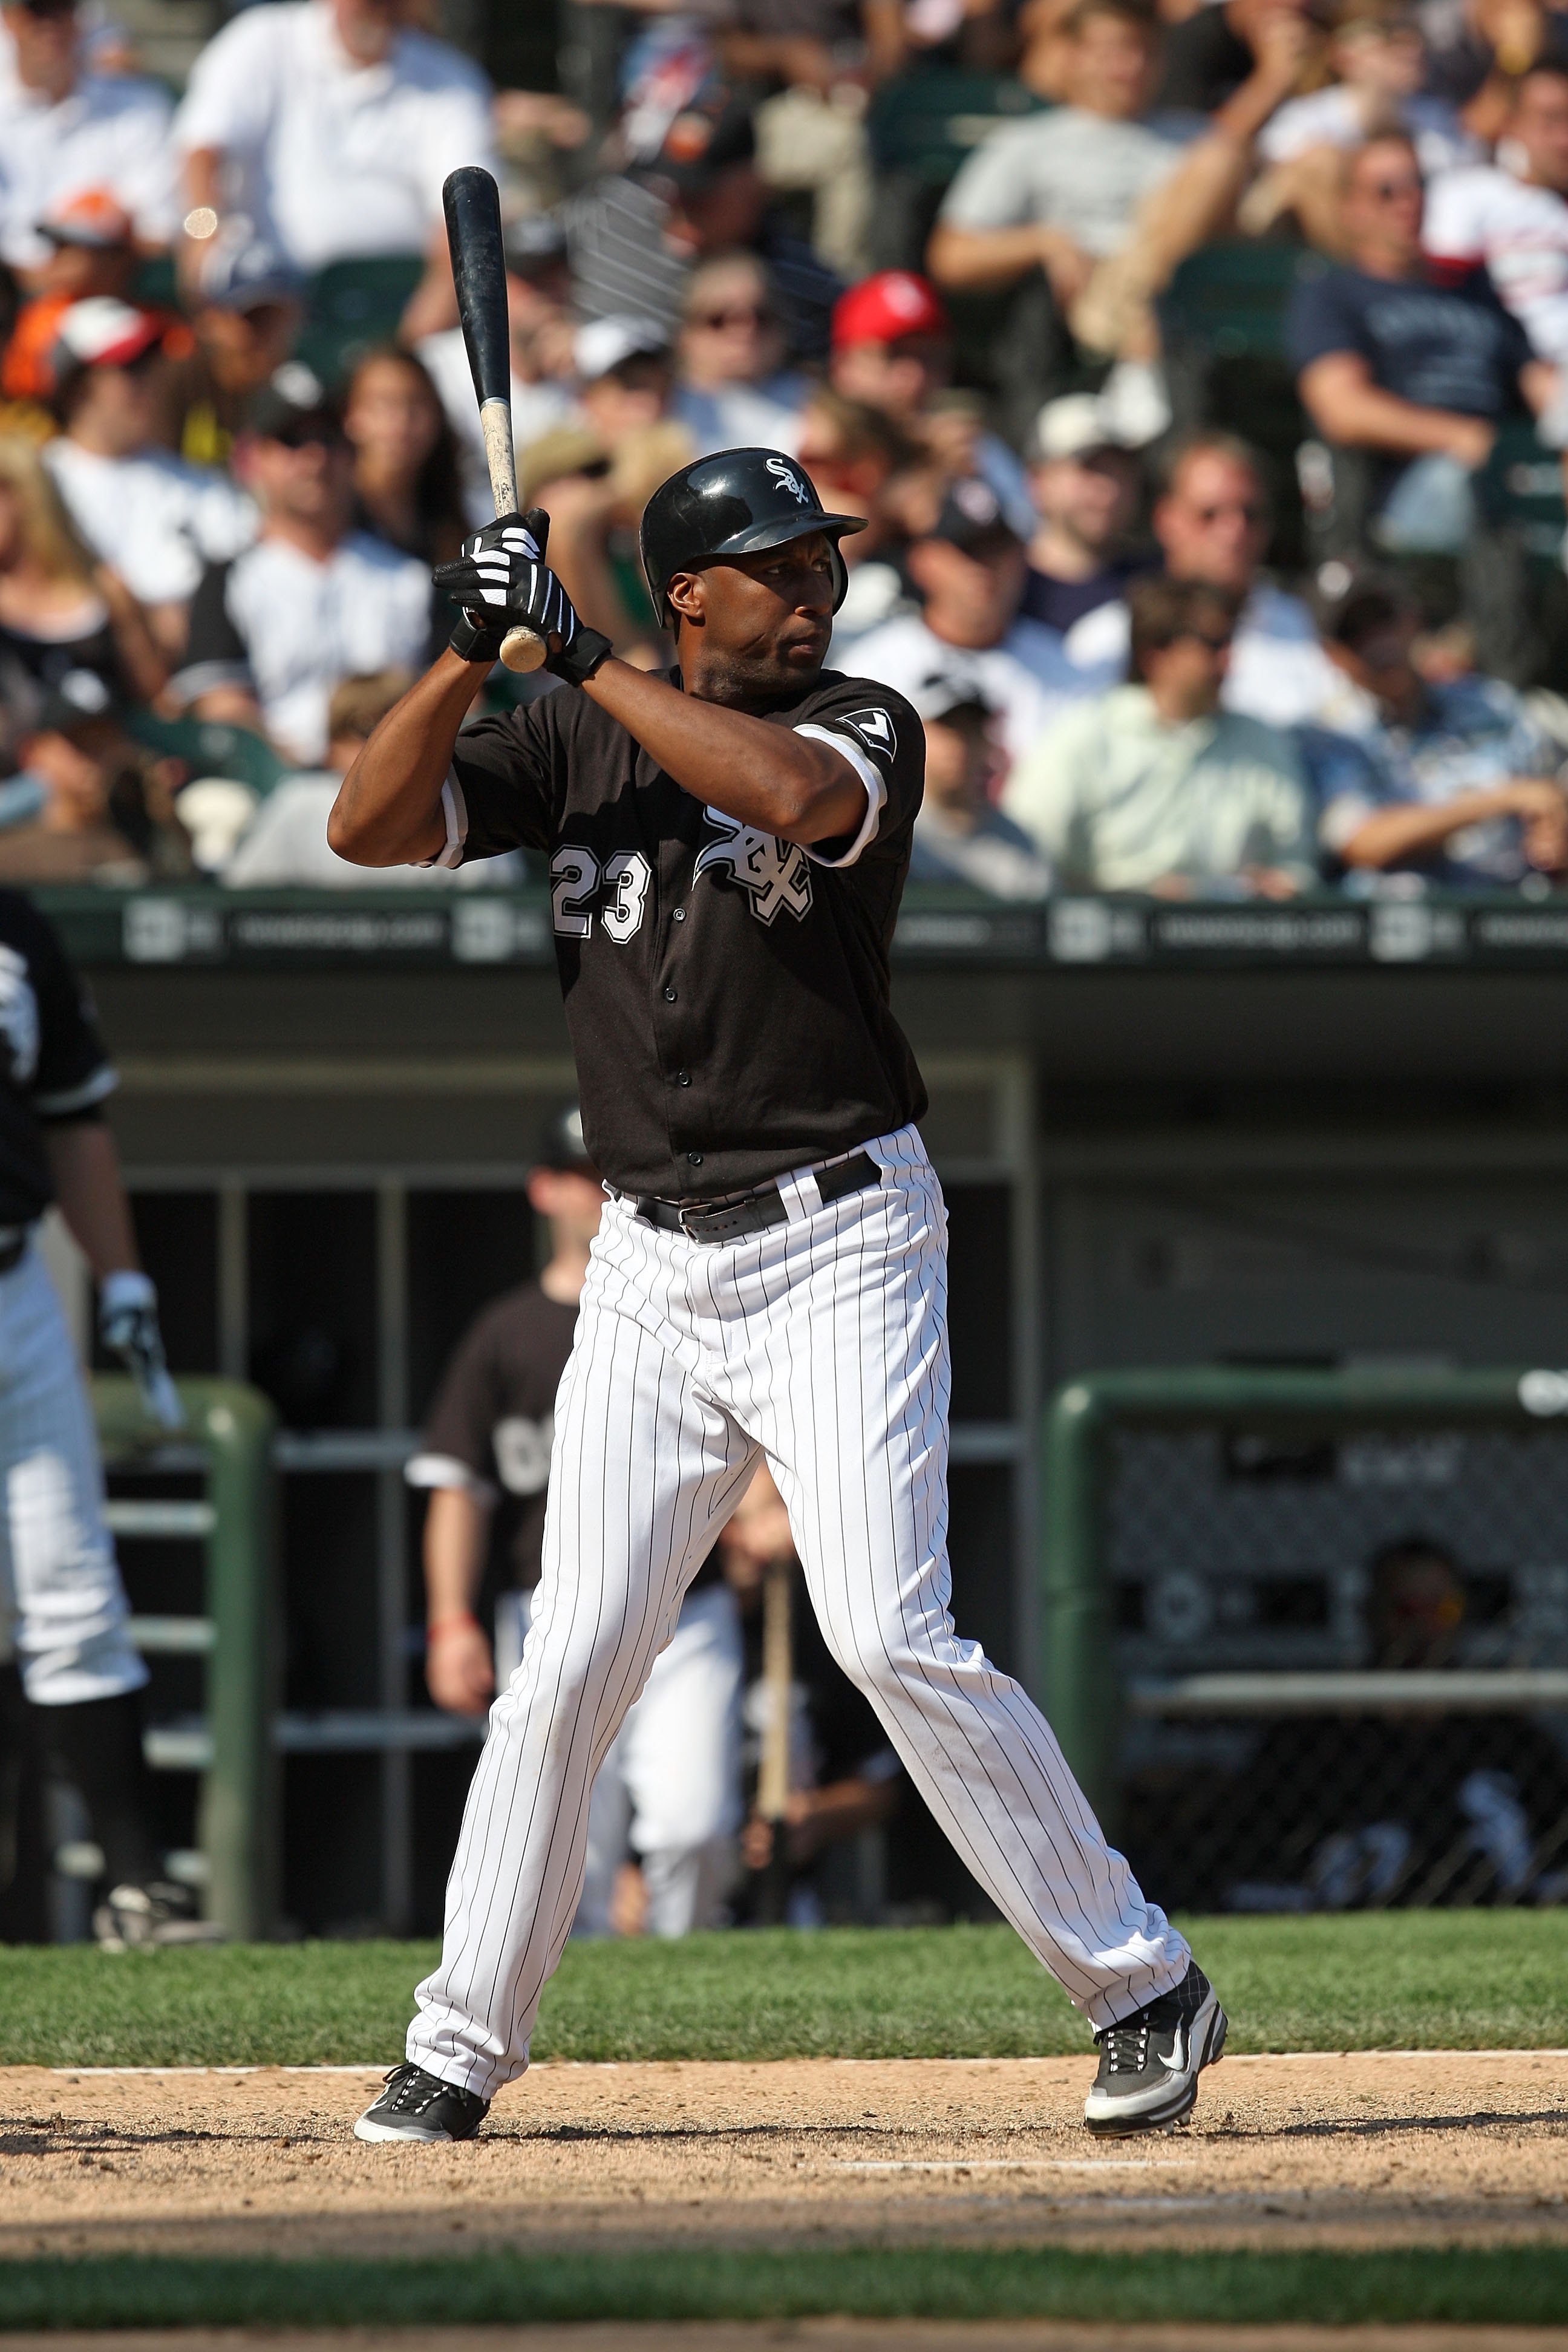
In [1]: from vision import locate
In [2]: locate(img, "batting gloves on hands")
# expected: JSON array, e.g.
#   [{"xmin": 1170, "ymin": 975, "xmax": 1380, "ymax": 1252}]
[
  {"xmin": 99, "ymin": 1269, "xmax": 184, "ymax": 1430},
  {"xmin": 434, "ymin": 508, "xmax": 612, "ymax": 687}
]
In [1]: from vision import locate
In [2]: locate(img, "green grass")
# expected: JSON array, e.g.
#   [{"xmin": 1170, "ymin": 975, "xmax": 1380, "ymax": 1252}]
[
  {"xmin": 2, "ymin": 2246, "xmax": 1567, "ymax": 2329},
  {"xmin": 3, "ymin": 1912, "xmax": 1567, "ymax": 2069}
]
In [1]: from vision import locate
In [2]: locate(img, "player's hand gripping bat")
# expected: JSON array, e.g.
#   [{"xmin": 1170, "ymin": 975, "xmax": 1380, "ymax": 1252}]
[{"xmin": 441, "ymin": 165, "xmax": 545, "ymax": 674}]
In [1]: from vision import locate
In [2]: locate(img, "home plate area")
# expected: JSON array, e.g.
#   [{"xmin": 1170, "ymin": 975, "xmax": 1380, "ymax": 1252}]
[{"xmin": 1, "ymin": 2051, "xmax": 1566, "ymax": 2260}]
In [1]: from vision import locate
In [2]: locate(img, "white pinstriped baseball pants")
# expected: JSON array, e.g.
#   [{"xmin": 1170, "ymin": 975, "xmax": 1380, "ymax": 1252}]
[
  {"xmin": 410, "ymin": 1125, "xmax": 1188, "ymax": 2097},
  {"xmin": 0, "ymin": 1242, "xmax": 146, "ymax": 1707}
]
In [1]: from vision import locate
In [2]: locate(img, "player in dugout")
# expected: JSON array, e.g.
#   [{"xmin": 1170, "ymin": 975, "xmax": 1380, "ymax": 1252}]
[{"xmin": 328, "ymin": 446, "xmax": 1227, "ymax": 2144}]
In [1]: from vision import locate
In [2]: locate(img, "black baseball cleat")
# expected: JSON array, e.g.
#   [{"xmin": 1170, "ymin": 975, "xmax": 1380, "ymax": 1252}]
[
  {"xmin": 353, "ymin": 2062, "xmax": 490, "ymax": 2144},
  {"xmin": 1083, "ymin": 1962, "xmax": 1227, "ymax": 2137}
]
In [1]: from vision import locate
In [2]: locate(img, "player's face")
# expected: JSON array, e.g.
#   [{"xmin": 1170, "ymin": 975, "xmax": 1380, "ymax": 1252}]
[{"xmin": 672, "ymin": 530, "xmax": 837, "ymax": 696}]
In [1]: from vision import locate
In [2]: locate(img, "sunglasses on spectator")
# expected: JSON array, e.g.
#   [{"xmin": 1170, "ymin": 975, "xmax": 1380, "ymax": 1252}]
[
  {"xmin": 1364, "ymin": 174, "xmax": 1423, "ymax": 200},
  {"xmin": 1154, "ymin": 626, "xmax": 1233, "ymax": 652},
  {"xmin": 1192, "ymin": 500, "xmax": 1267, "ymax": 525},
  {"xmin": 689, "ymin": 304, "xmax": 775, "ymax": 330},
  {"xmin": 273, "ymin": 420, "xmax": 342, "ymax": 450}
]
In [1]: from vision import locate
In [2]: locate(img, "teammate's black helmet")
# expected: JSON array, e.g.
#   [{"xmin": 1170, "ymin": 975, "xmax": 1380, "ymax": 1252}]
[{"xmin": 640, "ymin": 446, "xmax": 867, "ymax": 629}]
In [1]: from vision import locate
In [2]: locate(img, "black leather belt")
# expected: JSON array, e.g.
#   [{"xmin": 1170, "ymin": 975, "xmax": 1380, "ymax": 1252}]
[{"xmin": 636, "ymin": 1151, "xmax": 879, "ymax": 1245}]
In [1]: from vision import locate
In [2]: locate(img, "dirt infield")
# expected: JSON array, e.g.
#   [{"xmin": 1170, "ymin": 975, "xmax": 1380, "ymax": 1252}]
[
  {"xmin": 7, "ymin": 2333, "xmax": 1568, "ymax": 2352},
  {"xmin": 2, "ymin": 2050, "xmax": 1566, "ymax": 2262}
]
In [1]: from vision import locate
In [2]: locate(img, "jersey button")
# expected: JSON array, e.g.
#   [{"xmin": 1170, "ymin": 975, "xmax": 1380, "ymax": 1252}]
[
  {"xmin": 676, "ymin": 1069, "xmax": 691, "ymax": 1086},
  {"xmin": 687, "ymin": 1151, "xmax": 704, "ymax": 1167},
  {"xmin": 671, "ymin": 906, "xmax": 686, "ymax": 923},
  {"xmin": 662, "ymin": 984, "xmax": 677, "ymax": 1001}
]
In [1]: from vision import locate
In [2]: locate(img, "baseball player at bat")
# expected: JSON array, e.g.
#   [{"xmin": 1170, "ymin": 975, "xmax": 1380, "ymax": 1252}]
[
  {"xmin": 0, "ymin": 890, "xmax": 210, "ymax": 1950},
  {"xmin": 334, "ymin": 446, "xmax": 1226, "ymax": 2145}
]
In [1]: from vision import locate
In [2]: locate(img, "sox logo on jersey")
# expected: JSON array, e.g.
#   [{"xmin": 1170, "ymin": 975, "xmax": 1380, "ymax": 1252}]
[{"xmin": 695, "ymin": 808, "xmax": 813, "ymax": 925}]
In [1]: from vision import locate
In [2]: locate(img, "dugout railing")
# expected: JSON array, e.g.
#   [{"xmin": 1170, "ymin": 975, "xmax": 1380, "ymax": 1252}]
[
  {"xmin": 92, "ymin": 1377, "xmax": 278, "ymax": 1939},
  {"xmin": 1042, "ymin": 1366, "xmax": 1568, "ymax": 1906}
]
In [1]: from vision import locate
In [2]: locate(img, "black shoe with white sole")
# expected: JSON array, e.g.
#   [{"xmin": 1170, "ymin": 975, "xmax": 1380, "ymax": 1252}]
[
  {"xmin": 353, "ymin": 2062, "xmax": 490, "ymax": 2143},
  {"xmin": 1083, "ymin": 1962, "xmax": 1227, "ymax": 2137}
]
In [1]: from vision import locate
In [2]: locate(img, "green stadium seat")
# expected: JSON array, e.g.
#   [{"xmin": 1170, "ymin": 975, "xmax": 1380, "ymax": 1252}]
[
  {"xmin": 297, "ymin": 254, "xmax": 426, "ymax": 388},
  {"xmin": 1158, "ymin": 240, "xmax": 1316, "ymax": 363},
  {"xmin": 127, "ymin": 711, "xmax": 289, "ymax": 799},
  {"xmin": 868, "ymin": 71, "xmax": 1048, "ymax": 189},
  {"xmin": 1478, "ymin": 417, "xmax": 1567, "ymax": 561}
]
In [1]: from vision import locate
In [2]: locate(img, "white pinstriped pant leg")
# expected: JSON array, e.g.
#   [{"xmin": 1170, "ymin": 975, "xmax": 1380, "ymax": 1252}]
[
  {"xmin": 0, "ymin": 1244, "xmax": 146, "ymax": 1707},
  {"xmin": 408, "ymin": 1217, "xmax": 759, "ymax": 2096},
  {"xmin": 708, "ymin": 1126, "xmax": 1190, "ymax": 2034}
]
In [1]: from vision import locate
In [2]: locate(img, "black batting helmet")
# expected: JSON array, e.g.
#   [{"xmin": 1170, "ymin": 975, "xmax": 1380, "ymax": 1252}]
[{"xmin": 639, "ymin": 446, "xmax": 866, "ymax": 629}]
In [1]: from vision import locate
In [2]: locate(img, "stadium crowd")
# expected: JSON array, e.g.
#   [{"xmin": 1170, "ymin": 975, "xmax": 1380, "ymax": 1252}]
[{"xmin": 3, "ymin": 0, "xmax": 1568, "ymax": 897}]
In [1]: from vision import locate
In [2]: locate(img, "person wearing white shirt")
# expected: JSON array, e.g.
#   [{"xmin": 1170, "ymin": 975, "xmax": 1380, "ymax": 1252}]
[
  {"xmin": 906, "ymin": 672, "xmax": 1054, "ymax": 900},
  {"xmin": 168, "ymin": 371, "xmax": 434, "ymax": 766},
  {"xmin": 672, "ymin": 252, "xmax": 809, "ymax": 459},
  {"xmin": 848, "ymin": 478, "xmax": 1088, "ymax": 772},
  {"xmin": 42, "ymin": 298, "xmax": 256, "ymax": 659},
  {"xmin": 1423, "ymin": 65, "xmax": 1568, "ymax": 370},
  {"xmin": 1004, "ymin": 576, "xmax": 1315, "ymax": 895},
  {"xmin": 174, "ymin": 0, "xmax": 495, "ymax": 344},
  {"xmin": 0, "ymin": 0, "xmax": 180, "ymax": 274}
]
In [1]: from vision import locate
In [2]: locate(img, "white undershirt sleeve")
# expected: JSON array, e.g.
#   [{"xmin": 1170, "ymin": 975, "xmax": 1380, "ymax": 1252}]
[
  {"xmin": 418, "ymin": 772, "xmax": 468, "ymax": 871},
  {"xmin": 794, "ymin": 723, "xmax": 887, "ymax": 870}
]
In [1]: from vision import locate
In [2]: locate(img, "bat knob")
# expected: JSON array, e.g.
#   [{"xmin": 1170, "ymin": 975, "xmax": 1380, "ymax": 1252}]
[{"xmin": 500, "ymin": 625, "xmax": 547, "ymax": 674}]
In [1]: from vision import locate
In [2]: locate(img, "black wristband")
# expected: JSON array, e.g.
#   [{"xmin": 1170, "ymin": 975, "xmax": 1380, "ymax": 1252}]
[
  {"xmin": 547, "ymin": 625, "xmax": 613, "ymax": 688},
  {"xmin": 449, "ymin": 609, "xmax": 505, "ymax": 664}
]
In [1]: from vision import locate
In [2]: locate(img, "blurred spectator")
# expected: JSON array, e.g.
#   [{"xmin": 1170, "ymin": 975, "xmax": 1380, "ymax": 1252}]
[
  {"xmin": 0, "ymin": 189, "xmax": 139, "ymax": 403},
  {"xmin": 537, "ymin": 417, "xmax": 690, "ymax": 668},
  {"xmin": 1422, "ymin": 0, "xmax": 1568, "ymax": 131},
  {"xmin": 0, "ymin": 434, "xmax": 165, "ymax": 765},
  {"xmin": 1313, "ymin": 572, "xmax": 1568, "ymax": 881},
  {"xmin": 42, "ymin": 298, "xmax": 255, "ymax": 659},
  {"xmin": 927, "ymin": 0, "xmax": 1304, "ymax": 362},
  {"xmin": 1424, "ymin": 64, "xmax": 1568, "ymax": 371},
  {"xmin": 224, "ymin": 668, "xmax": 523, "ymax": 886},
  {"xmin": 174, "ymin": 0, "xmax": 495, "ymax": 341},
  {"xmin": 419, "ymin": 211, "xmax": 575, "ymax": 526},
  {"xmin": 1153, "ymin": 0, "xmax": 1318, "ymax": 114},
  {"xmin": 1286, "ymin": 133, "xmax": 1560, "ymax": 560},
  {"xmin": 175, "ymin": 228, "xmax": 305, "ymax": 471},
  {"xmin": 849, "ymin": 476, "xmax": 1084, "ymax": 766},
  {"xmin": 566, "ymin": 67, "xmax": 839, "ymax": 356},
  {"xmin": 720, "ymin": 1464, "xmax": 900, "ymax": 1929},
  {"xmin": 1154, "ymin": 430, "xmax": 1341, "ymax": 721},
  {"xmin": 344, "ymin": 345, "xmax": 465, "ymax": 566},
  {"xmin": 827, "ymin": 270, "xmax": 1034, "ymax": 535},
  {"xmin": 0, "ymin": 667, "xmax": 190, "ymax": 882},
  {"xmin": 1023, "ymin": 391, "xmax": 1155, "ymax": 679},
  {"xmin": 1258, "ymin": 0, "xmax": 1478, "ymax": 176},
  {"xmin": 907, "ymin": 670, "xmax": 1054, "ymax": 897},
  {"xmin": 716, "ymin": 0, "xmax": 882, "ymax": 279},
  {"xmin": 1004, "ymin": 574, "xmax": 1315, "ymax": 892},
  {"xmin": 0, "ymin": 0, "xmax": 179, "ymax": 276},
  {"xmin": 573, "ymin": 316, "xmax": 678, "ymax": 445},
  {"xmin": 799, "ymin": 385, "xmax": 921, "ymax": 647},
  {"xmin": 673, "ymin": 250, "xmax": 808, "ymax": 455},
  {"xmin": 169, "ymin": 369, "xmax": 433, "ymax": 766}
]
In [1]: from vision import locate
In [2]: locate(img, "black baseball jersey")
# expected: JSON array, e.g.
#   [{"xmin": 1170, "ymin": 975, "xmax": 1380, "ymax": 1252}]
[
  {"xmin": 407, "ymin": 1279, "xmax": 577, "ymax": 1592},
  {"xmin": 0, "ymin": 890, "xmax": 117, "ymax": 1229},
  {"xmin": 445, "ymin": 668, "xmax": 927, "ymax": 1200},
  {"xmin": 407, "ymin": 1275, "xmax": 722, "ymax": 1595}
]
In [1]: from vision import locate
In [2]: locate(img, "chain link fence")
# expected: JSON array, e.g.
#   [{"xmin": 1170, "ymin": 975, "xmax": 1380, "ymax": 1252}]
[{"xmin": 1110, "ymin": 1420, "xmax": 1568, "ymax": 1910}]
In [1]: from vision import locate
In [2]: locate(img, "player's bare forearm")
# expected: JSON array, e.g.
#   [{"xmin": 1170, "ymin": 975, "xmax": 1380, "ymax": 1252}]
[
  {"xmin": 329, "ymin": 652, "xmax": 478, "ymax": 867},
  {"xmin": 43, "ymin": 1121, "xmax": 140, "ymax": 1279},
  {"xmin": 583, "ymin": 658, "xmax": 865, "ymax": 844}
]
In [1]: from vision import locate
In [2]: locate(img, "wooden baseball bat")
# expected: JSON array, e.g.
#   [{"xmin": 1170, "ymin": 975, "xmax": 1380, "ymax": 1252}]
[
  {"xmin": 756, "ymin": 1555, "xmax": 794, "ymax": 1925},
  {"xmin": 442, "ymin": 166, "xmax": 544, "ymax": 674}
]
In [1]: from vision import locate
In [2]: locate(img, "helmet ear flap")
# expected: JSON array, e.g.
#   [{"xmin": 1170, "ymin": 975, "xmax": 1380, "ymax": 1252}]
[{"xmin": 829, "ymin": 538, "xmax": 848, "ymax": 615}]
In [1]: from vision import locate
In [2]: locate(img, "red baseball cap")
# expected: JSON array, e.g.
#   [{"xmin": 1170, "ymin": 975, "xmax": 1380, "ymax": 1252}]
[
  {"xmin": 52, "ymin": 296, "xmax": 163, "ymax": 370},
  {"xmin": 831, "ymin": 270, "xmax": 949, "ymax": 351}
]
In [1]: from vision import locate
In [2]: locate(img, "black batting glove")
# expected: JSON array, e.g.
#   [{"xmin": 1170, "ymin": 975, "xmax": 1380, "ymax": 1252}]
[{"xmin": 434, "ymin": 509, "xmax": 612, "ymax": 686}]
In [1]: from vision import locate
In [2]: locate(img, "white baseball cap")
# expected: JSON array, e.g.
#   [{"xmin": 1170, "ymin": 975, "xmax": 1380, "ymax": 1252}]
[{"xmin": 574, "ymin": 315, "xmax": 670, "ymax": 383}]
